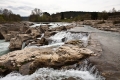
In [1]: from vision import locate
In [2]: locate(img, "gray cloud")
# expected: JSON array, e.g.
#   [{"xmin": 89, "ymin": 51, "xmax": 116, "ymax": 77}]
[
  {"xmin": 0, "ymin": 0, "xmax": 120, "ymax": 16},
  {"xmin": 7, "ymin": 6, "xmax": 33, "ymax": 10}
]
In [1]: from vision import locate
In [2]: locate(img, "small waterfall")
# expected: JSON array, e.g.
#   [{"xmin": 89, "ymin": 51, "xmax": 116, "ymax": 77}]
[
  {"xmin": 26, "ymin": 31, "xmax": 90, "ymax": 48},
  {"xmin": 0, "ymin": 60, "xmax": 105, "ymax": 80},
  {"xmin": 21, "ymin": 42, "xmax": 26, "ymax": 49},
  {"xmin": 49, "ymin": 31, "xmax": 89, "ymax": 45}
]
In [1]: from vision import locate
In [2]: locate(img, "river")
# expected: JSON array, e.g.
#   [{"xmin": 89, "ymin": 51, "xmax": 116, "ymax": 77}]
[
  {"xmin": 0, "ymin": 23, "xmax": 106, "ymax": 80},
  {"xmin": 0, "ymin": 40, "xmax": 9, "ymax": 56}
]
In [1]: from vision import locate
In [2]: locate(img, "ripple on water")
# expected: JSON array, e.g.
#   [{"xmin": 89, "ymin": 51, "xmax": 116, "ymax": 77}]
[{"xmin": 0, "ymin": 68, "xmax": 99, "ymax": 80}]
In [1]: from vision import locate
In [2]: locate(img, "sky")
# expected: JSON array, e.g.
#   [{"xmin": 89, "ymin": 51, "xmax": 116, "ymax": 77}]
[{"xmin": 0, "ymin": 0, "xmax": 120, "ymax": 16}]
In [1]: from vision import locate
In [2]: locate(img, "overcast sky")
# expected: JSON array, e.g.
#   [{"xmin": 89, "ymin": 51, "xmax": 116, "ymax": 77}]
[{"xmin": 0, "ymin": 0, "xmax": 120, "ymax": 16}]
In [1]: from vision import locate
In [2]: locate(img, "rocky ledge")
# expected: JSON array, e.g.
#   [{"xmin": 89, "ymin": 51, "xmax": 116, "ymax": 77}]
[
  {"xmin": 77, "ymin": 20, "xmax": 120, "ymax": 32},
  {"xmin": 0, "ymin": 40, "xmax": 95, "ymax": 75}
]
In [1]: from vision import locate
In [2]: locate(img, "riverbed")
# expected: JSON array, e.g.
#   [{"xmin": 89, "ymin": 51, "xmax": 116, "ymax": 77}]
[{"xmin": 0, "ymin": 23, "xmax": 106, "ymax": 80}]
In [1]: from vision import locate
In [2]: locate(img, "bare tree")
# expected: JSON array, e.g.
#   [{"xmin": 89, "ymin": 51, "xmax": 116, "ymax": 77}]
[
  {"xmin": 111, "ymin": 8, "xmax": 116, "ymax": 13},
  {"xmin": 31, "ymin": 8, "xmax": 43, "ymax": 16},
  {"xmin": 3, "ymin": 9, "xmax": 12, "ymax": 16},
  {"xmin": 0, "ymin": 8, "xmax": 3, "ymax": 14},
  {"xmin": 118, "ymin": 10, "xmax": 120, "ymax": 12}
]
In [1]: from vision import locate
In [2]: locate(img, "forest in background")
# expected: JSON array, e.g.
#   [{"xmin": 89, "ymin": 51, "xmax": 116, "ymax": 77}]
[
  {"xmin": 0, "ymin": 8, "xmax": 120, "ymax": 23},
  {"xmin": 0, "ymin": 9, "xmax": 21, "ymax": 23}
]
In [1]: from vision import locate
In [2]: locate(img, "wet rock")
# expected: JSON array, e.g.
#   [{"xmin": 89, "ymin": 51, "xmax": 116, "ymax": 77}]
[
  {"xmin": 65, "ymin": 25, "xmax": 74, "ymax": 29},
  {"xmin": 20, "ymin": 26, "xmax": 29, "ymax": 33},
  {"xmin": 0, "ymin": 22, "xmax": 29, "ymax": 40},
  {"xmin": 19, "ymin": 62, "xmax": 32, "ymax": 75},
  {"xmin": 62, "ymin": 37, "xmax": 67, "ymax": 42},
  {"xmin": 9, "ymin": 37, "xmax": 22, "ymax": 50},
  {"xmin": 36, "ymin": 37, "xmax": 48, "ymax": 45},
  {"xmin": 9, "ymin": 33, "xmax": 31, "ymax": 50},
  {"xmin": 65, "ymin": 40, "xmax": 83, "ymax": 47},
  {"xmin": 0, "ymin": 32, "xmax": 4, "ymax": 39},
  {"xmin": 50, "ymin": 26, "xmax": 67, "ymax": 31},
  {"xmin": 44, "ymin": 31, "xmax": 58, "ymax": 38},
  {"xmin": 40, "ymin": 25, "xmax": 49, "ymax": 32},
  {"xmin": 31, "ymin": 28, "xmax": 41, "ymax": 38},
  {"xmin": 62, "ymin": 77, "xmax": 76, "ymax": 80},
  {"xmin": 62, "ymin": 77, "xmax": 83, "ymax": 80},
  {"xmin": 4, "ymin": 34, "xmax": 12, "ymax": 41},
  {"xmin": 0, "ymin": 27, "xmax": 8, "ymax": 39}
]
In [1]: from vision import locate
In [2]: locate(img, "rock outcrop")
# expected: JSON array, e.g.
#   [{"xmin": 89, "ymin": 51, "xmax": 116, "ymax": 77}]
[
  {"xmin": 0, "ymin": 44, "xmax": 95, "ymax": 75},
  {"xmin": 9, "ymin": 34, "xmax": 31, "ymax": 50},
  {"xmin": 0, "ymin": 22, "xmax": 31, "ymax": 41}
]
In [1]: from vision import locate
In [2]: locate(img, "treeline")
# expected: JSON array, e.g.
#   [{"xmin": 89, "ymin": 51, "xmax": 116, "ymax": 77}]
[
  {"xmin": 29, "ymin": 8, "xmax": 61, "ymax": 22},
  {"xmin": 29, "ymin": 8, "xmax": 120, "ymax": 22},
  {"xmin": 0, "ymin": 9, "xmax": 21, "ymax": 23}
]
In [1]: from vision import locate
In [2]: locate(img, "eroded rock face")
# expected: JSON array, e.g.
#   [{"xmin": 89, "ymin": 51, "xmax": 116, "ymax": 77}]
[
  {"xmin": 9, "ymin": 37, "xmax": 23, "ymax": 50},
  {"xmin": 9, "ymin": 34, "xmax": 31, "ymax": 50},
  {"xmin": 0, "ymin": 22, "xmax": 30, "ymax": 41},
  {"xmin": 0, "ymin": 44, "xmax": 94, "ymax": 75}
]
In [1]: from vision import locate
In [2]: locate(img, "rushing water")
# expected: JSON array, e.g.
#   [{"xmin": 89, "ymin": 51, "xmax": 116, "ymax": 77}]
[
  {"xmin": 49, "ymin": 31, "xmax": 89, "ymax": 47},
  {"xmin": 30, "ymin": 22, "xmax": 71, "ymax": 28},
  {"xmin": 0, "ymin": 60, "xmax": 105, "ymax": 80},
  {"xmin": 0, "ymin": 68, "xmax": 95, "ymax": 80},
  {"xmin": 0, "ymin": 23, "xmax": 105, "ymax": 80},
  {"xmin": 0, "ymin": 40, "xmax": 9, "ymax": 56},
  {"xmin": 26, "ymin": 31, "xmax": 89, "ymax": 48}
]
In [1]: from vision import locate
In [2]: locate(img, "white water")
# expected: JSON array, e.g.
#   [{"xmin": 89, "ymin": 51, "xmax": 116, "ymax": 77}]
[
  {"xmin": 29, "ymin": 23, "xmax": 46, "ymax": 27},
  {"xmin": 49, "ymin": 22, "xmax": 71, "ymax": 29},
  {"xmin": 29, "ymin": 22, "xmax": 71, "ymax": 29},
  {"xmin": 0, "ymin": 68, "xmax": 100, "ymax": 80},
  {"xmin": 49, "ymin": 31, "xmax": 89, "ymax": 46},
  {"xmin": 26, "ymin": 31, "xmax": 89, "ymax": 48},
  {"xmin": 0, "ymin": 40, "xmax": 9, "ymax": 56}
]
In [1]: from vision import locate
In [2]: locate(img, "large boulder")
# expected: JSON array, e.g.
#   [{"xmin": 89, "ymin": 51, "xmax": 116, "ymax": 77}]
[
  {"xmin": 0, "ymin": 44, "xmax": 95, "ymax": 75},
  {"xmin": 9, "ymin": 34, "xmax": 32, "ymax": 50},
  {"xmin": 9, "ymin": 37, "xmax": 23, "ymax": 50}
]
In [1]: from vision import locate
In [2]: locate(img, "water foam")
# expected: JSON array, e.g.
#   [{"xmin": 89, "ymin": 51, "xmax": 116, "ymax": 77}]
[{"xmin": 0, "ymin": 68, "xmax": 99, "ymax": 80}]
